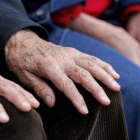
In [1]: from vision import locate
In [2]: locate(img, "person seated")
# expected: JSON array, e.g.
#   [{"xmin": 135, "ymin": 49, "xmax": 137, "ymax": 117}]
[
  {"xmin": 21, "ymin": 0, "xmax": 140, "ymax": 139},
  {"xmin": 0, "ymin": 0, "xmax": 128, "ymax": 140},
  {"xmin": 51, "ymin": 0, "xmax": 140, "ymax": 66}
]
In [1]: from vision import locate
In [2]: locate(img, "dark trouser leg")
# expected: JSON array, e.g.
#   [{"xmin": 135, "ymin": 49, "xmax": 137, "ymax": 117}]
[
  {"xmin": 50, "ymin": 28, "xmax": 140, "ymax": 140},
  {"xmin": 0, "ymin": 97, "xmax": 47, "ymax": 140},
  {"xmin": 0, "ymin": 50, "xmax": 128, "ymax": 140},
  {"xmin": 37, "ymin": 81, "xmax": 129, "ymax": 140}
]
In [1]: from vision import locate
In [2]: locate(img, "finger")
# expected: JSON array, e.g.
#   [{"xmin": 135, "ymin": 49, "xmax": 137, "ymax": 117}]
[
  {"xmin": 67, "ymin": 65, "xmax": 111, "ymax": 105},
  {"xmin": 0, "ymin": 81, "xmax": 31, "ymax": 112},
  {"xmin": 79, "ymin": 54, "xmax": 120, "ymax": 79},
  {"xmin": 0, "ymin": 103, "xmax": 9, "ymax": 123},
  {"xmin": 53, "ymin": 73, "xmax": 89, "ymax": 114},
  {"xmin": 15, "ymin": 86, "xmax": 40, "ymax": 109},
  {"xmin": 22, "ymin": 71, "xmax": 55, "ymax": 107},
  {"xmin": 40, "ymin": 62, "xmax": 89, "ymax": 114},
  {"xmin": 75, "ymin": 59, "xmax": 120, "ymax": 91}
]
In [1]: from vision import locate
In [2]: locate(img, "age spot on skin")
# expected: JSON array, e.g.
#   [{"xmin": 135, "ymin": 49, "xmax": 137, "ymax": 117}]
[{"xmin": 74, "ymin": 68, "xmax": 78, "ymax": 73}]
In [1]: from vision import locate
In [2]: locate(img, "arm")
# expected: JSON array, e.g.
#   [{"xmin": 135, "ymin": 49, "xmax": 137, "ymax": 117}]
[
  {"xmin": 68, "ymin": 12, "xmax": 140, "ymax": 66},
  {"xmin": 1, "ymin": 0, "xmax": 121, "ymax": 115},
  {"xmin": 126, "ymin": 12, "xmax": 140, "ymax": 43},
  {"xmin": 120, "ymin": 0, "xmax": 140, "ymax": 43},
  {"xmin": 50, "ymin": 0, "xmax": 140, "ymax": 66}
]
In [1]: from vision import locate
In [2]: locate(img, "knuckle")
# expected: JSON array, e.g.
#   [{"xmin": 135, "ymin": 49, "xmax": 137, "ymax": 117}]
[
  {"xmin": 34, "ymin": 85, "xmax": 46, "ymax": 96},
  {"xmin": 92, "ymin": 56, "xmax": 98, "ymax": 61},
  {"xmin": 64, "ymin": 79, "xmax": 74, "ymax": 91},
  {"xmin": 38, "ymin": 58, "xmax": 55, "ymax": 68},
  {"xmin": 56, "ymin": 53, "xmax": 69, "ymax": 62},
  {"xmin": 88, "ymin": 61, "xmax": 96, "ymax": 68},
  {"xmin": 80, "ymin": 70, "xmax": 90, "ymax": 78},
  {"xmin": 91, "ymin": 56, "xmax": 101, "ymax": 63}
]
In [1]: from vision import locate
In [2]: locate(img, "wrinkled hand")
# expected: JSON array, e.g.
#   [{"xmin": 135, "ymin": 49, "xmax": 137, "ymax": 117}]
[
  {"xmin": 5, "ymin": 29, "xmax": 120, "ymax": 115},
  {"xmin": 127, "ymin": 13, "xmax": 140, "ymax": 43},
  {"xmin": 69, "ymin": 13, "xmax": 140, "ymax": 66},
  {"xmin": 0, "ymin": 76, "xmax": 39, "ymax": 123}
]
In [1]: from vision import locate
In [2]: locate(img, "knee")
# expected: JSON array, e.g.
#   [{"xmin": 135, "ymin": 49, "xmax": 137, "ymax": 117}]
[{"xmin": 0, "ymin": 97, "xmax": 46, "ymax": 140}]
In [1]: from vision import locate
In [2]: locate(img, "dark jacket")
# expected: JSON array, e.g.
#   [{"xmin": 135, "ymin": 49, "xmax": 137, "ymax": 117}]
[
  {"xmin": 0, "ymin": 0, "xmax": 84, "ymax": 49},
  {"xmin": 0, "ymin": 0, "xmax": 48, "ymax": 49}
]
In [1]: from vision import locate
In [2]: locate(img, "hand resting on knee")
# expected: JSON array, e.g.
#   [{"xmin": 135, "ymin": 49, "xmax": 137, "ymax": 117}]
[
  {"xmin": 5, "ymin": 29, "xmax": 120, "ymax": 115},
  {"xmin": 0, "ymin": 76, "xmax": 39, "ymax": 123}
]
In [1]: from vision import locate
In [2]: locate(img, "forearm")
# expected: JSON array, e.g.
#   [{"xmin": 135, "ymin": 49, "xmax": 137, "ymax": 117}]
[{"xmin": 68, "ymin": 12, "xmax": 114, "ymax": 43}]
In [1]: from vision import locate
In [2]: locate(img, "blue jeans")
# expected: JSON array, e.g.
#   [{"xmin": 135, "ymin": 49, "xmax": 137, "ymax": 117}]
[{"xmin": 49, "ymin": 27, "xmax": 140, "ymax": 140}]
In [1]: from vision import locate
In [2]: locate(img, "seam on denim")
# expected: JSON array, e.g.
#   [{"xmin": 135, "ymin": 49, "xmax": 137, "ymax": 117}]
[{"xmin": 59, "ymin": 28, "xmax": 69, "ymax": 46}]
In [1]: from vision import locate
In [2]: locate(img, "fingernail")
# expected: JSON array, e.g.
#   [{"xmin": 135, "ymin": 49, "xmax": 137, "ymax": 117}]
[
  {"xmin": 0, "ymin": 112, "xmax": 9, "ymax": 121},
  {"xmin": 22, "ymin": 101, "xmax": 31, "ymax": 109},
  {"xmin": 112, "ymin": 81, "xmax": 121, "ymax": 89},
  {"xmin": 102, "ymin": 96, "xmax": 110, "ymax": 104},
  {"xmin": 30, "ymin": 98, "xmax": 39, "ymax": 105},
  {"xmin": 82, "ymin": 105, "xmax": 89, "ymax": 114},
  {"xmin": 45, "ymin": 95, "xmax": 52, "ymax": 107}
]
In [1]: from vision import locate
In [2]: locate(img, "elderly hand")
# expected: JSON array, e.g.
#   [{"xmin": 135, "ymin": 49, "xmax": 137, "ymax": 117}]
[
  {"xmin": 127, "ymin": 12, "xmax": 140, "ymax": 43},
  {"xmin": 5, "ymin": 29, "xmax": 120, "ymax": 115},
  {"xmin": 69, "ymin": 13, "xmax": 140, "ymax": 66},
  {"xmin": 0, "ymin": 76, "xmax": 39, "ymax": 123}
]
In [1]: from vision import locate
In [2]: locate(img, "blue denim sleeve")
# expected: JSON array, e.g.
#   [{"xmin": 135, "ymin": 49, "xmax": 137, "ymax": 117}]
[
  {"xmin": 50, "ymin": 0, "xmax": 86, "ymax": 12},
  {"xmin": 119, "ymin": 0, "xmax": 140, "ymax": 11}
]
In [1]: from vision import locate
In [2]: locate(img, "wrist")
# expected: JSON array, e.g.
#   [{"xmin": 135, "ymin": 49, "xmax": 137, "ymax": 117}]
[{"xmin": 6, "ymin": 29, "xmax": 38, "ymax": 49}]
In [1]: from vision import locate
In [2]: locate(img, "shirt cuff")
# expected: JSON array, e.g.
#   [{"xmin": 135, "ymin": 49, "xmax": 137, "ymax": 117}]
[
  {"xmin": 51, "ymin": 4, "xmax": 83, "ymax": 27},
  {"xmin": 121, "ymin": 5, "xmax": 140, "ymax": 22},
  {"xmin": 0, "ymin": 13, "xmax": 49, "ymax": 49}
]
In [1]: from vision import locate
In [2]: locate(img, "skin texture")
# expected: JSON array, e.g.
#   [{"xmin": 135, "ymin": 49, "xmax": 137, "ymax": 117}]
[
  {"xmin": 69, "ymin": 12, "xmax": 140, "ymax": 66},
  {"xmin": 5, "ymin": 29, "xmax": 120, "ymax": 115},
  {"xmin": 127, "ymin": 12, "xmax": 140, "ymax": 43},
  {"xmin": 0, "ymin": 75, "xmax": 39, "ymax": 123}
]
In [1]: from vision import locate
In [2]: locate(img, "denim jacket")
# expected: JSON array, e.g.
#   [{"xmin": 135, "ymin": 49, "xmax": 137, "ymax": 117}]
[
  {"xmin": 22, "ymin": 0, "xmax": 140, "ymax": 27},
  {"xmin": 0, "ymin": 0, "xmax": 139, "ymax": 48}
]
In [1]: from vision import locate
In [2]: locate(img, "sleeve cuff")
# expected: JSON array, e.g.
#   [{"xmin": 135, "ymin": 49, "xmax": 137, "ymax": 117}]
[
  {"xmin": 51, "ymin": 4, "xmax": 83, "ymax": 27},
  {"xmin": 121, "ymin": 5, "xmax": 140, "ymax": 22},
  {"xmin": 0, "ymin": 13, "xmax": 49, "ymax": 49}
]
